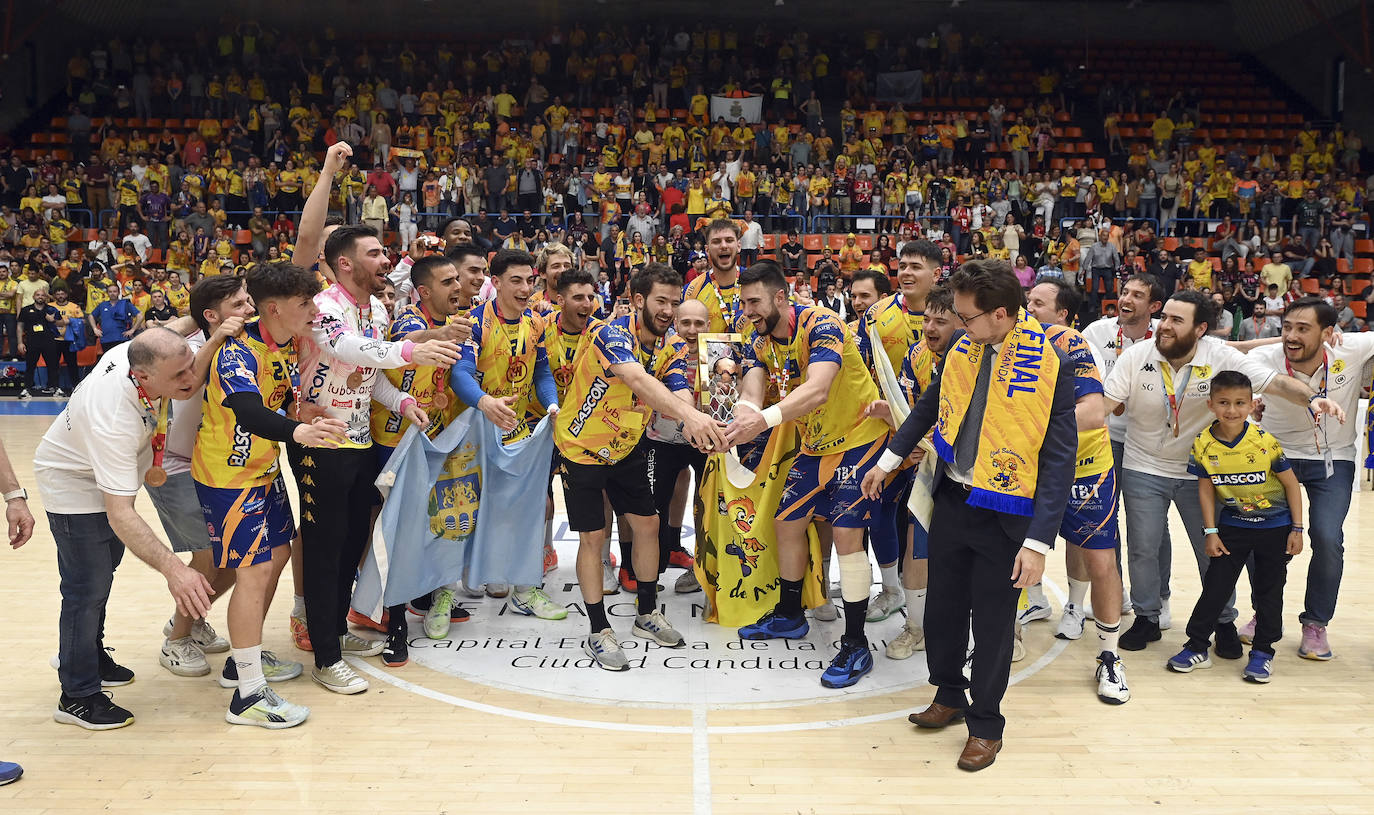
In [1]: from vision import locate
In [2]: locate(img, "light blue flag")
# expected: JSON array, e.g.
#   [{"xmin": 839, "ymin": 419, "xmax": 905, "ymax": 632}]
[{"xmin": 351, "ymin": 411, "xmax": 555, "ymax": 620}]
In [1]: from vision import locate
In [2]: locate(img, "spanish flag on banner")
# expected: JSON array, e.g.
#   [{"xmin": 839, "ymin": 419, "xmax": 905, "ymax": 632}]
[{"xmin": 694, "ymin": 425, "xmax": 827, "ymax": 627}]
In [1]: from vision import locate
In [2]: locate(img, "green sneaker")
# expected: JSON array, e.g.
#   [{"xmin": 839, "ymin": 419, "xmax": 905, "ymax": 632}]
[
  {"xmin": 217, "ymin": 650, "xmax": 303, "ymax": 689},
  {"xmin": 508, "ymin": 587, "xmax": 568, "ymax": 620},
  {"xmin": 425, "ymin": 587, "xmax": 456, "ymax": 640},
  {"xmin": 225, "ymin": 686, "xmax": 309, "ymax": 729}
]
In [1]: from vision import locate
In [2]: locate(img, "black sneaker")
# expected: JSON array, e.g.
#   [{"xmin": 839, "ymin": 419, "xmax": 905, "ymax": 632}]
[
  {"xmin": 98, "ymin": 647, "xmax": 135, "ymax": 686},
  {"xmin": 1214, "ymin": 621, "xmax": 1244, "ymax": 660},
  {"xmin": 53, "ymin": 691, "xmax": 135, "ymax": 730},
  {"xmin": 382, "ymin": 626, "xmax": 408, "ymax": 668},
  {"xmin": 1118, "ymin": 617, "xmax": 1162, "ymax": 651}
]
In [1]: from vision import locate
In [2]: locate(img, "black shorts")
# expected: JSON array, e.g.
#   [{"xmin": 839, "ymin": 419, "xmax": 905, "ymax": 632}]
[{"xmin": 557, "ymin": 444, "xmax": 656, "ymax": 532}]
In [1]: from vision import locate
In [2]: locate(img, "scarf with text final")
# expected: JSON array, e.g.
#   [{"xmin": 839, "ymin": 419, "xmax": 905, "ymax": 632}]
[{"xmin": 932, "ymin": 308, "xmax": 1059, "ymax": 516}]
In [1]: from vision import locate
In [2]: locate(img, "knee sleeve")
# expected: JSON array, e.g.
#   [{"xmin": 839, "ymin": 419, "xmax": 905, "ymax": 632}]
[{"xmin": 838, "ymin": 551, "xmax": 872, "ymax": 604}]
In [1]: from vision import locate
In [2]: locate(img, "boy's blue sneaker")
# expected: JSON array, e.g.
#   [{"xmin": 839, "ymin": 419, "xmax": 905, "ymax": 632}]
[
  {"xmin": 0, "ymin": 760, "xmax": 21, "ymax": 786},
  {"xmin": 1166, "ymin": 647, "xmax": 1212, "ymax": 673},
  {"xmin": 738, "ymin": 609, "xmax": 809, "ymax": 641},
  {"xmin": 1243, "ymin": 651, "xmax": 1273, "ymax": 683},
  {"xmin": 820, "ymin": 636, "xmax": 874, "ymax": 689}
]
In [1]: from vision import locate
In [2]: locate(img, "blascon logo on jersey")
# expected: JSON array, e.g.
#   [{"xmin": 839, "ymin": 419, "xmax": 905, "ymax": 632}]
[{"xmin": 1210, "ymin": 471, "xmax": 1267, "ymax": 485}]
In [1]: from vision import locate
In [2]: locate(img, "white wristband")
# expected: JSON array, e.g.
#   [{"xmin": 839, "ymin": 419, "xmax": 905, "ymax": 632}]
[
  {"xmin": 762, "ymin": 405, "xmax": 783, "ymax": 428},
  {"xmin": 876, "ymin": 450, "xmax": 904, "ymax": 473},
  {"xmin": 736, "ymin": 399, "xmax": 761, "ymax": 413}
]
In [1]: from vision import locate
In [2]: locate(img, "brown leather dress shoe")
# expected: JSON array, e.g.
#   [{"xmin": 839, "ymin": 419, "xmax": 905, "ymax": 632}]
[
  {"xmin": 907, "ymin": 702, "xmax": 967, "ymax": 729},
  {"xmin": 956, "ymin": 736, "xmax": 1003, "ymax": 771}
]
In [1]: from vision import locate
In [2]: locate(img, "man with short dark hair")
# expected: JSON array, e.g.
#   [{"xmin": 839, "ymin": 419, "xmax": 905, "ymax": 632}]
[
  {"xmin": 727, "ymin": 260, "xmax": 892, "ymax": 690},
  {"xmin": 863, "ymin": 259, "xmax": 1078, "ymax": 770},
  {"xmin": 683, "ymin": 219, "xmax": 748, "ymax": 333}
]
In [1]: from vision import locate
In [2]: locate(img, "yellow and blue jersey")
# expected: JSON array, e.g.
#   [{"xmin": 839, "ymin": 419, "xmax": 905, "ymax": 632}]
[
  {"xmin": 1188, "ymin": 422, "xmax": 1292, "ymax": 528},
  {"xmin": 683, "ymin": 271, "xmax": 750, "ymax": 334},
  {"xmin": 554, "ymin": 313, "xmax": 689, "ymax": 466},
  {"xmin": 898, "ymin": 339, "xmax": 940, "ymax": 408},
  {"xmin": 742, "ymin": 304, "xmax": 888, "ymax": 456},
  {"xmin": 370, "ymin": 303, "xmax": 466, "ymax": 448},
  {"xmin": 453, "ymin": 302, "xmax": 551, "ymax": 444},
  {"xmin": 192, "ymin": 319, "xmax": 297, "ymax": 490},
  {"xmin": 533, "ymin": 316, "xmax": 602, "ymax": 418},
  {"xmin": 1045, "ymin": 324, "xmax": 1114, "ymax": 479},
  {"xmin": 857, "ymin": 293, "xmax": 924, "ymax": 377}
]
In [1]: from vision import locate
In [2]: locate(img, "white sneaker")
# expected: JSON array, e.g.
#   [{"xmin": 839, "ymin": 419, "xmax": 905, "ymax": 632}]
[
  {"xmin": 1159, "ymin": 598, "xmax": 1172, "ymax": 630},
  {"xmin": 341, "ymin": 633, "xmax": 384, "ymax": 657},
  {"xmin": 633, "ymin": 610, "xmax": 686, "ymax": 647},
  {"xmin": 1017, "ymin": 601, "xmax": 1052, "ymax": 626},
  {"xmin": 163, "ymin": 617, "xmax": 229, "ymax": 653},
  {"xmin": 674, "ymin": 568, "xmax": 701, "ymax": 594},
  {"xmin": 865, "ymin": 587, "xmax": 905, "ymax": 622},
  {"xmin": 158, "ymin": 636, "xmax": 210, "ymax": 677},
  {"xmin": 225, "ymin": 686, "xmax": 310, "ymax": 728},
  {"xmin": 216, "ymin": 651, "xmax": 304, "ymax": 689},
  {"xmin": 1055, "ymin": 603, "xmax": 1087, "ymax": 641},
  {"xmin": 1121, "ymin": 589, "xmax": 1134, "ymax": 615},
  {"xmin": 813, "ymin": 601, "xmax": 839, "ymax": 621},
  {"xmin": 1095, "ymin": 651, "xmax": 1131, "ymax": 705},
  {"xmin": 459, "ymin": 579, "xmax": 485, "ymax": 599},
  {"xmin": 485, "ymin": 582, "xmax": 511, "ymax": 598},
  {"xmin": 584, "ymin": 628, "xmax": 630, "ymax": 671},
  {"xmin": 311, "ymin": 660, "xmax": 369, "ymax": 694},
  {"xmin": 885, "ymin": 624, "xmax": 925, "ymax": 660},
  {"xmin": 424, "ymin": 587, "xmax": 455, "ymax": 640},
  {"xmin": 509, "ymin": 587, "xmax": 569, "ymax": 620},
  {"xmin": 601, "ymin": 560, "xmax": 620, "ymax": 595}
]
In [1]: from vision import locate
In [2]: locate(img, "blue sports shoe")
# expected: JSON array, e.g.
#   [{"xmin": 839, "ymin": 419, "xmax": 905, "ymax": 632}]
[
  {"xmin": 738, "ymin": 609, "xmax": 809, "ymax": 641},
  {"xmin": 1243, "ymin": 651, "xmax": 1273, "ymax": 683},
  {"xmin": 0, "ymin": 760, "xmax": 22, "ymax": 786},
  {"xmin": 1166, "ymin": 647, "xmax": 1212, "ymax": 673},
  {"xmin": 821, "ymin": 636, "xmax": 874, "ymax": 689}
]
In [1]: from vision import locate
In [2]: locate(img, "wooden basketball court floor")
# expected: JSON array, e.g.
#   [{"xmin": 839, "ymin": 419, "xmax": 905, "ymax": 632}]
[{"xmin": 1, "ymin": 405, "xmax": 1372, "ymax": 815}]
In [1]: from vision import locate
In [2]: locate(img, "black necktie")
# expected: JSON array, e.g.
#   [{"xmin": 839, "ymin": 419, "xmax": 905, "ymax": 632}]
[{"xmin": 954, "ymin": 349, "xmax": 993, "ymax": 474}]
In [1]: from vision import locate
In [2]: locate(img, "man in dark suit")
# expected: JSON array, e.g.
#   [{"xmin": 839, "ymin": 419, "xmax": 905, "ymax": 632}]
[{"xmin": 861, "ymin": 259, "xmax": 1078, "ymax": 771}]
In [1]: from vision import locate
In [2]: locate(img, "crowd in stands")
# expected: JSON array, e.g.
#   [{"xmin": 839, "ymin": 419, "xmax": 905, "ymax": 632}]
[{"xmin": 2, "ymin": 21, "xmax": 1372, "ymax": 393}]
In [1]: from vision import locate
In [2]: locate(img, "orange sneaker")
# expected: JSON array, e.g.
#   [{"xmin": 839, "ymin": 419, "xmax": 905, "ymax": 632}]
[
  {"xmin": 668, "ymin": 548, "xmax": 695, "ymax": 570},
  {"xmin": 289, "ymin": 614, "xmax": 313, "ymax": 652},
  {"xmin": 543, "ymin": 542, "xmax": 559, "ymax": 573},
  {"xmin": 346, "ymin": 609, "xmax": 389, "ymax": 633},
  {"xmin": 618, "ymin": 567, "xmax": 638, "ymax": 593}
]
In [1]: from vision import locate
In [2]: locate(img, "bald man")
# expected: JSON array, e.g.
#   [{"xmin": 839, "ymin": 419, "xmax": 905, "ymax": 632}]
[
  {"xmin": 645, "ymin": 297, "xmax": 712, "ymax": 593},
  {"xmin": 36, "ymin": 328, "xmax": 214, "ymax": 730}
]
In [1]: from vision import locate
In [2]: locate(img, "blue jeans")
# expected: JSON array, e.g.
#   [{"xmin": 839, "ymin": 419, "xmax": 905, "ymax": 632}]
[
  {"xmin": 49, "ymin": 512, "xmax": 125, "ymax": 698},
  {"xmin": 1119, "ymin": 467, "xmax": 1236, "ymax": 625},
  {"xmin": 1293, "ymin": 458, "xmax": 1354, "ymax": 626}
]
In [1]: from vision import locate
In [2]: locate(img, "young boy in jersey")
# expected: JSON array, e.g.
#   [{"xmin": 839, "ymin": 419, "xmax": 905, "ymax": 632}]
[
  {"xmin": 554, "ymin": 263, "xmax": 725, "ymax": 671},
  {"xmin": 194, "ymin": 263, "xmax": 349, "ymax": 727},
  {"xmin": 1169, "ymin": 370, "xmax": 1304, "ymax": 683}
]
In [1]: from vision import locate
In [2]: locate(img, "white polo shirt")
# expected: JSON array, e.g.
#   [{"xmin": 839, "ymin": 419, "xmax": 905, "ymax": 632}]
[
  {"xmin": 34, "ymin": 343, "xmax": 159, "ymax": 514},
  {"xmin": 1102, "ymin": 335, "xmax": 1278, "ymax": 479},
  {"xmin": 1082, "ymin": 316, "xmax": 1159, "ymax": 443},
  {"xmin": 1249, "ymin": 334, "xmax": 1374, "ymax": 463}
]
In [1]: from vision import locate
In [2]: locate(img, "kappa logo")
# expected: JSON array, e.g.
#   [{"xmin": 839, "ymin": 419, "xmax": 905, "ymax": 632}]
[{"xmin": 1143, "ymin": 363, "xmax": 1157, "ymax": 372}]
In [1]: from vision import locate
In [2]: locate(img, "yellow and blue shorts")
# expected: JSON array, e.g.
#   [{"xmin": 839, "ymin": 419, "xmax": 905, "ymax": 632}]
[
  {"xmin": 777, "ymin": 435, "xmax": 888, "ymax": 528},
  {"xmin": 1060, "ymin": 469, "xmax": 1119, "ymax": 550},
  {"xmin": 194, "ymin": 475, "xmax": 296, "ymax": 569}
]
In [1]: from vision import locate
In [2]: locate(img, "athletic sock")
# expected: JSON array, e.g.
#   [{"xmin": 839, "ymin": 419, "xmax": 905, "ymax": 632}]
[
  {"xmin": 904, "ymin": 587, "xmax": 927, "ymax": 629},
  {"xmin": 587, "ymin": 601, "xmax": 610, "ymax": 633},
  {"xmin": 843, "ymin": 599, "xmax": 869, "ymax": 641},
  {"xmin": 636, "ymin": 579, "xmax": 658, "ymax": 615},
  {"xmin": 1026, "ymin": 582, "xmax": 1047, "ymax": 609},
  {"xmin": 668, "ymin": 526, "xmax": 683, "ymax": 549},
  {"xmin": 291, "ymin": 595, "xmax": 306, "ymax": 619},
  {"xmin": 601, "ymin": 537, "xmax": 612, "ymax": 563},
  {"xmin": 879, "ymin": 563, "xmax": 900, "ymax": 592},
  {"xmin": 1096, "ymin": 620, "xmax": 1121, "ymax": 655},
  {"xmin": 386, "ymin": 604, "xmax": 407, "ymax": 633},
  {"xmin": 778, "ymin": 578, "xmax": 804, "ymax": 617},
  {"xmin": 232, "ymin": 645, "xmax": 266, "ymax": 698},
  {"xmin": 1068, "ymin": 577, "xmax": 1091, "ymax": 608}
]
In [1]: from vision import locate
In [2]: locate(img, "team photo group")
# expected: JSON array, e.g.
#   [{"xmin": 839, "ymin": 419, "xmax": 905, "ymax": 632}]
[{"xmin": 7, "ymin": 133, "xmax": 1363, "ymax": 776}]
